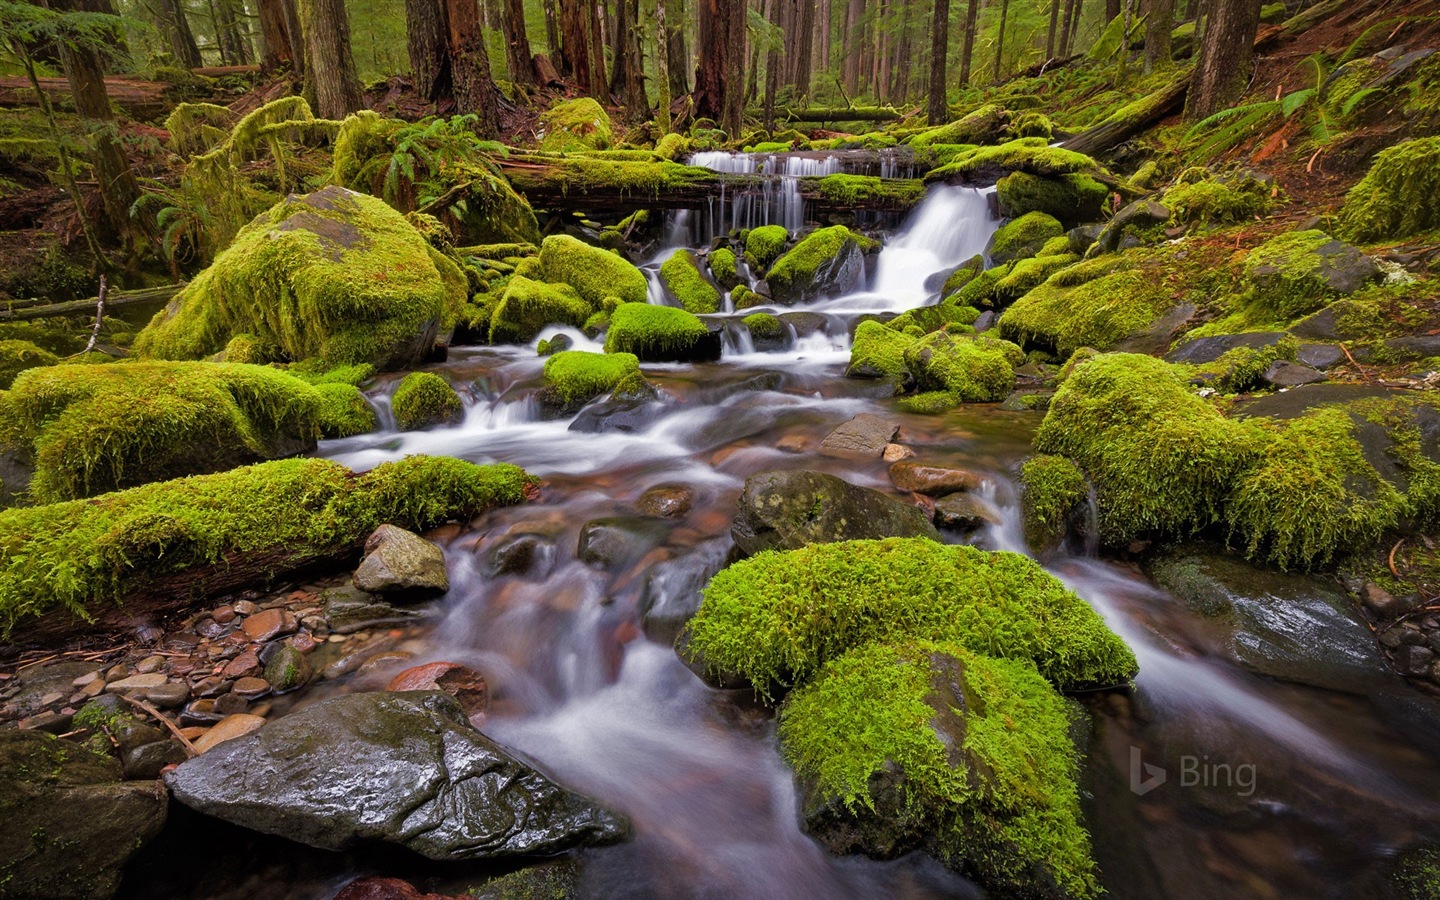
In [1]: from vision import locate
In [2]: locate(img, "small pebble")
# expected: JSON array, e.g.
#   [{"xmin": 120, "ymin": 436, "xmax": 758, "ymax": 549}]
[
  {"xmin": 232, "ymin": 677, "xmax": 271, "ymax": 699},
  {"xmin": 135, "ymin": 655, "xmax": 166, "ymax": 675},
  {"xmin": 233, "ymin": 600, "xmax": 260, "ymax": 616},
  {"xmin": 211, "ymin": 605, "xmax": 237, "ymax": 624}
]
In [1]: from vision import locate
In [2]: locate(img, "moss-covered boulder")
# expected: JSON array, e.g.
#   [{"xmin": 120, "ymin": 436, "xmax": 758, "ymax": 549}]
[
  {"xmin": 1162, "ymin": 171, "xmax": 1273, "ymax": 228},
  {"xmin": 782, "ymin": 642, "xmax": 1100, "ymax": 899},
  {"xmin": 766, "ymin": 225, "xmax": 876, "ymax": 305},
  {"xmin": 908, "ymin": 104, "xmax": 1010, "ymax": 148},
  {"xmin": 1337, "ymin": 136, "xmax": 1440, "ymax": 243},
  {"xmin": 537, "ymin": 234, "xmax": 647, "ymax": 307},
  {"xmin": 488, "ymin": 275, "xmax": 592, "ymax": 344},
  {"xmin": 1020, "ymin": 454, "xmax": 1088, "ymax": 554},
  {"xmin": 0, "ymin": 361, "xmax": 370, "ymax": 502},
  {"xmin": 539, "ymin": 97, "xmax": 614, "ymax": 152},
  {"xmin": 659, "ymin": 250, "xmax": 722, "ymax": 313},
  {"xmin": 541, "ymin": 350, "xmax": 647, "ymax": 413},
  {"xmin": 996, "ymin": 172, "xmax": 1109, "ymax": 227},
  {"xmin": 681, "ymin": 537, "xmax": 1137, "ymax": 691},
  {"xmin": 1092, "ymin": 199, "xmax": 1170, "ymax": 254},
  {"xmin": 707, "ymin": 247, "xmax": 739, "ymax": 289},
  {"xmin": 989, "ymin": 211, "xmax": 1065, "ymax": 264},
  {"xmin": 392, "ymin": 372, "xmax": 464, "ymax": 431},
  {"xmin": 937, "ymin": 254, "xmax": 987, "ymax": 299},
  {"xmin": 0, "ymin": 456, "xmax": 535, "ymax": 637},
  {"xmin": 135, "ymin": 186, "xmax": 467, "ymax": 371},
  {"xmin": 927, "ymin": 139, "xmax": 1105, "ymax": 185},
  {"xmin": 745, "ymin": 225, "xmax": 790, "ymax": 269},
  {"xmin": 992, "ymin": 252, "xmax": 1080, "ymax": 305},
  {"xmin": 741, "ymin": 312, "xmax": 787, "ymax": 350},
  {"xmin": 603, "ymin": 302, "xmax": 721, "ymax": 362},
  {"xmin": 314, "ymin": 382, "xmax": 377, "ymax": 439},
  {"xmin": 846, "ymin": 320, "xmax": 917, "ymax": 390},
  {"xmin": 0, "ymin": 339, "xmax": 58, "ymax": 389},
  {"xmin": 1243, "ymin": 230, "xmax": 1381, "ymax": 320},
  {"xmin": 903, "ymin": 331, "xmax": 1023, "ymax": 402}
]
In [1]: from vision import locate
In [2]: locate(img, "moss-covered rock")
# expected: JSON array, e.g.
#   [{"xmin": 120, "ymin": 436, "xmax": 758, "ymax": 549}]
[
  {"xmin": 0, "ymin": 456, "xmax": 535, "ymax": 634},
  {"xmin": 1337, "ymin": 136, "xmax": 1440, "ymax": 243},
  {"xmin": 992, "ymin": 253, "xmax": 1079, "ymax": 304},
  {"xmin": 604, "ymin": 302, "xmax": 721, "ymax": 362},
  {"xmin": 927, "ymin": 139, "xmax": 1105, "ymax": 185},
  {"xmin": 707, "ymin": 247, "xmax": 739, "ymax": 288},
  {"xmin": 903, "ymin": 331, "xmax": 1023, "ymax": 402},
  {"xmin": 1020, "ymin": 454, "xmax": 1088, "ymax": 554},
  {"xmin": 995, "ymin": 172, "xmax": 1109, "ymax": 227},
  {"xmin": 908, "ymin": 104, "xmax": 1010, "ymax": 148},
  {"xmin": 767, "ymin": 225, "xmax": 876, "ymax": 305},
  {"xmin": 813, "ymin": 174, "xmax": 927, "ymax": 208},
  {"xmin": 682, "ymin": 537, "xmax": 1136, "ymax": 691},
  {"xmin": 745, "ymin": 225, "xmax": 790, "ymax": 269},
  {"xmin": 135, "ymin": 186, "xmax": 467, "ymax": 371},
  {"xmin": 846, "ymin": 320, "xmax": 917, "ymax": 389},
  {"xmin": 0, "ymin": 361, "xmax": 355, "ymax": 502},
  {"xmin": 1243, "ymin": 230, "xmax": 1381, "ymax": 320},
  {"xmin": 392, "ymin": 372, "xmax": 464, "ymax": 430},
  {"xmin": 541, "ymin": 350, "xmax": 645, "ymax": 408},
  {"xmin": 989, "ymin": 211, "xmax": 1065, "ymax": 264},
  {"xmin": 539, "ymin": 98, "xmax": 614, "ymax": 152},
  {"xmin": 741, "ymin": 312, "xmax": 783, "ymax": 341},
  {"xmin": 939, "ymin": 254, "xmax": 987, "ymax": 299},
  {"xmin": 659, "ymin": 250, "xmax": 722, "ymax": 313},
  {"xmin": 313, "ymin": 382, "xmax": 376, "ymax": 438},
  {"xmin": 0, "ymin": 339, "xmax": 58, "ymax": 389},
  {"xmin": 1162, "ymin": 171, "xmax": 1273, "ymax": 228},
  {"xmin": 488, "ymin": 275, "xmax": 592, "ymax": 344},
  {"xmin": 537, "ymin": 234, "xmax": 648, "ymax": 307},
  {"xmin": 782, "ymin": 642, "xmax": 1100, "ymax": 899}
]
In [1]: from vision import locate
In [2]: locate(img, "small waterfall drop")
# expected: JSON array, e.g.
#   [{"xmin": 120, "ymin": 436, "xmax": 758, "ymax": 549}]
[{"xmin": 678, "ymin": 151, "xmax": 842, "ymax": 243}]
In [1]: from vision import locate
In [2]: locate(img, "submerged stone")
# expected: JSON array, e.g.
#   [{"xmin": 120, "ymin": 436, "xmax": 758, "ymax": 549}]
[{"xmin": 732, "ymin": 470, "xmax": 940, "ymax": 557}]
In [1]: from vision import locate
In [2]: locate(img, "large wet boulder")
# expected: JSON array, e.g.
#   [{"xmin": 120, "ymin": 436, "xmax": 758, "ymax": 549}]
[
  {"xmin": 0, "ymin": 730, "xmax": 168, "ymax": 900},
  {"xmin": 165, "ymin": 691, "xmax": 628, "ymax": 859},
  {"xmin": 731, "ymin": 470, "xmax": 940, "ymax": 556},
  {"xmin": 659, "ymin": 249, "xmax": 722, "ymax": 313},
  {"xmin": 353, "ymin": 524, "xmax": 450, "ymax": 600},
  {"xmin": 391, "ymin": 372, "xmax": 464, "ymax": 431},
  {"xmin": 487, "ymin": 276, "xmax": 592, "ymax": 344},
  {"xmin": 903, "ymin": 331, "xmax": 1024, "ymax": 402},
  {"xmin": 603, "ymin": 302, "xmax": 722, "ymax": 362},
  {"xmin": 988, "ymin": 211, "xmax": 1065, "ymax": 264},
  {"xmin": 766, "ymin": 226, "xmax": 876, "ymax": 305},
  {"xmin": 135, "ymin": 186, "xmax": 467, "ymax": 371}
]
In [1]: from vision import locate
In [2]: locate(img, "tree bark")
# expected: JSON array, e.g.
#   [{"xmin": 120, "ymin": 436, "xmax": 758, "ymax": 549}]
[
  {"xmin": 655, "ymin": 0, "xmax": 671, "ymax": 130},
  {"xmin": 257, "ymin": 0, "xmax": 296, "ymax": 71},
  {"xmin": 298, "ymin": 0, "xmax": 363, "ymax": 118},
  {"xmin": 1058, "ymin": 0, "xmax": 1078, "ymax": 56},
  {"xmin": 694, "ymin": 0, "xmax": 731, "ymax": 128},
  {"xmin": 1046, "ymin": 0, "xmax": 1061, "ymax": 57},
  {"xmin": 667, "ymin": 0, "xmax": 689, "ymax": 97},
  {"xmin": 992, "ymin": 0, "xmax": 1010, "ymax": 82},
  {"xmin": 1184, "ymin": 0, "xmax": 1261, "ymax": 119},
  {"xmin": 558, "ymin": 0, "xmax": 590, "ymax": 85},
  {"xmin": 587, "ymin": 0, "xmax": 608, "ymax": 97},
  {"xmin": 1065, "ymin": 0, "xmax": 1085, "ymax": 53},
  {"xmin": 612, "ymin": 0, "xmax": 646, "ymax": 117},
  {"xmin": 958, "ymin": 0, "xmax": 978, "ymax": 85},
  {"xmin": 789, "ymin": 0, "xmax": 814, "ymax": 99},
  {"xmin": 501, "ymin": 0, "xmax": 536, "ymax": 86},
  {"xmin": 407, "ymin": 0, "xmax": 449, "ymax": 101},
  {"xmin": 842, "ymin": 0, "xmax": 863, "ymax": 93},
  {"xmin": 1106, "ymin": 0, "xmax": 1120, "ymax": 23},
  {"xmin": 1144, "ymin": 0, "xmax": 1174, "ymax": 71},
  {"xmin": 928, "ymin": 0, "xmax": 949, "ymax": 123},
  {"xmin": 147, "ymin": 0, "xmax": 203, "ymax": 68},
  {"xmin": 446, "ymin": 0, "xmax": 501, "ymax": 133},
  {"xmin": 762, "ymin": 0, "xmax": 782, "ymax": 130},
  {"xmin": 816, "ymin": 0, "xmax": 830, "ymax": 74},
  {"xmin": 543, "ymin": 0, "xmax": 559, "ymax": 56},
  {"xmin": 215, "ymin": 0, "xmax": 253, "ymax": 66}
]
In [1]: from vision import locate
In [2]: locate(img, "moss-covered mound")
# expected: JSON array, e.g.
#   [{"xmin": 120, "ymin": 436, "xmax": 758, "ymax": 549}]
[
  {"xmin": 488, "ymin": 275, "xmax": 592, "ymax": 344},
  {"xmin": 134, "ymin": 186, "xmax": 467, "ymax": 371},
  {"xmin": 313, "ymin": 382, "xmax": 376, "ymax": 438},
  {"xmin": 908, "ymin": 105, "xmax": 1010, "ymax": 148},
  {"xmin": 659, "ymin": 250, "xmax": 722, "ymax": 313},
  {"xmin": 538, "ymin": 234, "xmax": 648, "ymax": 306},
  {"xmin": 603, "ymin": 303, "xmax": 719, "ymax": 362},
  {"xmin": 0, "ymin": 340, "xmax": 58, "ymax": 389},
  {"xmin": 0, "ymin": 456, "xmax": 535, "ymax": 634},
  {"xmin": 903, "ymin": 331, "xmax": 1023, "ymax": 402},
  {"xmin": 0, "ymin": 361, "xmax": 368, "ymax": 502},
  {"xmin": 1162, "ymin": 172, "xmax": 1273, "ymax": 228},
  {"xmin": 539, "ymin": 98, "xmax": 614, "ymax": 152},
  {"xmin": 989, "ymin": 212, "xmax": 1065, "ymax": 264},
  {"xmin": 1020, "ymin": 454, "xmax": 1088, "ymax": 553},
  {"xmin": 1337, "ymin": 136, "xmax": 1440, "ymax": 243},
  {"xmin": 927, "ymin": 139, "xmax": 1104, "ymax": 185},
  {"xmin": 745, "ymin": 225, "xmax": 790, "ymax": 269},
  {"xmin": 996, "ymin": 172, "xmax": 1109, "ymax": 227},
  {"xmin": 391, "ymin": 372, "xmax": 464, "ymax": 431},
  {"xmin": 767, "ymin": 225, "xmax": 876, "ymax": 305},
  {"xmin": 781, "ymin": 641, "xmax": 1099, "ymax": 899},
  {"xmin": 542, "ymin": 350, "xmax": 645, "ymax": 407},
  {"xmin": 846, "ymin": 320, "xmax": 916, "ymax": 389},
  {"xmin": 708, "ymin": 248, "xmax": 739, "ymax": 288},
  {"xmin": 1242, "ymin": 230, "xmax": 1381, "ymax": 321},
  {"xmin": 681, "ymin": 537, "xmax": 1137, "ymax": 692}
]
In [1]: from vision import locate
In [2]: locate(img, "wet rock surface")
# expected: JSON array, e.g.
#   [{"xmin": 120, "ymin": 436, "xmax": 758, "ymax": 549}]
[
  {"xmin": 732, "ymin": 469, "xmax": 940, "ymax": 556},
  {"xmin": 353, "ymin": 525, "xmax": 450, "ymax": 600}
]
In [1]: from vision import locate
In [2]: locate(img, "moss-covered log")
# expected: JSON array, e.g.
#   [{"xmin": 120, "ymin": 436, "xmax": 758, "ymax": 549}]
[
  {"xmin": 772, "ymin": 106, "xmax": 905, "ymax": 123},
  {"xmin": 1061, "ymin": 73, "xmax": 1192, "ymax": 158},
  {"xmin": 0, "ymin": 285, "xmax": 181, "ymax": 322}
]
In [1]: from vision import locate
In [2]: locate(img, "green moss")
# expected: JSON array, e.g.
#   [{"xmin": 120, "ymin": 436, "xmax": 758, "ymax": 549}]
[
  {"xmin": 1020, "ymin": 455, "xmax": 1088, "ymax": 552},
  {"xmin": 683, "ymin": 537, "xmax": 1136, "ymax": 691},
  {"xmin": 654, "ymin": 132, "xmax": 688, "ymax": 160},
  {"xmin": 846, "ymin": 320, "xmax": 917, "ymax": 388},
  {"xmin": 1035, "ymin": 354, "xmax": 1263, "ymax": 545},
  {"xmin": 731, "ymin": 286, "xmax": 766, "ymax": 309},
  {"xmin": 542, "ymin": 350, "xmax": 643, "ymax": 405},
  {"xmin": 708, "ymin": 248, "xmax": 738, "ymax": 288},
  {"xmin": 909, "ymin": 105, "xmax": 1008, "ymax": 149},
  {"xmin": 488, "ymin": 275, "xmax": 592, "ymax": 344},
  {"xmin": 998, "ymin": 257, "xmax": 1179, "ymax": 357},
  {"xmin": 995, "ymin": 172, "xmax": 1109, "ymax": 226},
  {"xmin": 504, "ymin": 158, "xmax": 721, "ymax": 200},
  {"xmin": 538, "ymin": 234, "xmax": 648, "ymax": 307},
  {"xmin": 745, "ymin": 225, "xmax": 790, "ymax": 269},
  {"xmin": 603, "ymin": 303, "xmax": 711, "ymax": 359},
  {"xmin": 741, "ymin": 312, "xmax": 783, "ymax": 339},
  {"xmin": 886, "ymin": 301, "xmax": 981, "ymax": 336},
  {"xmin": 903, "ymin": 331, "xmax": 1023, "ymax": 402},
  {"xmin": 767, "ymin": 226, "xmax": 877, "ymax": 302},
  {"xmin": 0, "ymin": 362, "xmax": 344, "ymax": 502},
  {"xmin": 928, "ymin": 139, "xmax": 1105, "ymax": 184},
  {"xmin": 134, "ymin": 186, "xmax": 463, "ymax": 371},
  {"xmin": 284, "ymin": 359, "xmax": 375, "ymax": 387},
  {"xmin": 1007, "ymin": 111, "xmax": 1055, "ymax": 140},
  {"xmin": 1243, "ymin": 230, "xmax": 1369, "ymax": 320},
  {"xmin": 993, "ymin": 253, "xmax": 1079, "ymax": 304},
  {"xmin": 539, "ymin": 98, "xmax": 614, "ymax": 152},
  {"xmin": 941, "ymin": 254, "xmax": 987, "ymax": 298},
  {"xmin": 313, "ymin": 383, "xmax": 376, "ymax": 438},
  {"xmin": 659, "ymin": 250, "xmax": 722, "ymax": 314},
  {"xmin": 0, "ymin": 340, "xmax": 58, "ymax": 390},
  {"xmin": 1191, "ymin": 335, "xmax": 1298, "ymax": 393},
  {"xmin": 897, "ymin": 391, "xmax": 961, "ymax": 414},
  {"xmin": 990, "ymin": 212, "xmax": 1066, "ymax": 264},
  {"xmin": 1337, "ymin": 137, "xmax": 1440, "ymax": 243},
  {"xmin": 1163, "ymin": 174, "xmax": 1273, "ymax": 228},
  {"xmin": 391, "ymin": 372, "xmax": 463, "ymax": 431},
  {"xmin": 0, "ymin": 456, "xmax": 535, "ymax": 633},
  {"xmin": 780, "ymin": 642, "xmax": 1099, "ymax": 900},
  {"xmin": 220, "ymin": 333, "xmax": 283, "ymax": 365},
  {"xmin": 814, "ymin": 174, "xmax": 927, "ymax": 207}
]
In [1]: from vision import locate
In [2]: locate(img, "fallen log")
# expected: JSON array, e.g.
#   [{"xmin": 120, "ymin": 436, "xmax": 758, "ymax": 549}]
[
  {"xmin": 775, "ymin": 106, "xmax": 906, "ymax": 124},
  {"xmin": 0, "ymin": 76, "xmax": 172, "ymax": 121},
  {"xmin": 0, "ymin": 284, "xmax": 182, "ymax": 322},
  {"xmin": 1060, "ymin": 73, "xmax": 1191, "ymax": 158},
  {"xmin": 191, "ymin": 65, "xmax": 259, "ymax": 77}
]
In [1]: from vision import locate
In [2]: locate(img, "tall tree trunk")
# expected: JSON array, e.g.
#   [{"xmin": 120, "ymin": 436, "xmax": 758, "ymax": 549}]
[
  {"xmin": 298, "ymin": 0, "xmax": 363, "ymax": 118},
  {"xmin": 1058, "ymin": 0, "xmax": 1078, "ymax": 57},
  {"xmin": 694, "ymin": 0, "xmax": 742, "ymax": 133},
  {"xmin": 655, "ymin": 0, "xmax": 671, "ymax": 130},
  {"xmin": 790, "ymin": 0, "xmax": 814, "ymax": 99},
  {"xmin": 1144, "ymin": 0, "xmax": 1172, "ymax": 71},
  {"xmin": 148, "ymin": 0, "xmax": 203, "ymax": 68},
  {"xmin": 842, "ymin": 0, "xmax": 863, "ymax": 93},
  {"xmin": 612, "ymin": 0, "xmax": 646, "ymax": 116},
  {"xmin": 502, "ymin": 0, "xmax": 536, "ymax": 86},
  {"xmin": 890, "ymin": 0, "xmax": 911, "ymax": 101},
  {"xmin": 257, "ymin": 0, "xmax": 296, "ymax": 71},
  {"xmin": 875, "ymin": 0, "xmax": 890, "ymax": 103},
  {"xmin": 723, "ymin": 0, "xmax": 744, "ymax": 134},
  {"xmin": 762, "ymin": 0, "xmax": 780, "ymax": 130},
  {"xmin": 744, "ymin": 0, "xmax": 762, "ymax": 105},
  {"xmin": 543, "ymin": 0, "xmax": 559, "ymax": 57},
  {"xmin": 407, "ymin": 0, "xmax": 449, "ymax": 100},
  {"xmin": 1184, "ymin": 0, "xmax": 1261, "ymax": 119},
  {"xmin": 1065, "ymin": 0, "xmax": 1085, "ymax": 53},
  {"xmin": 1106, "ymin": 0, "xmax": 1120, "ymax": 23},
  {"xmin": 217, "ymin": 0, "xmax": 253, "ymax": 65},
  {"xmin": 558, "ymin": 1, "xmax": 590, "ymax": 84},
  {"xmin": 992, "ymin": 0, "xmax": 1010, "ymax": 82},
  {"xmin": 667, "ymin": 0, "xmax": 689, "ymax": 97},
  {"xmin": 1116, "ymin": 0, "xmax": 1134, "ymax": 78},
  {"xmin": 958, "ymin": 0, "xmax": 978, "ymax": 85},
  {"xmin": 928, "ymin": 0, "xmax": 949, "ymax": 123},
  {"xmin": 283, "ymin": 0, "xmax": 305, "ymax": 77},
  {"xmin": 588, "ymin": 0, "xmax": 608, "ymax": 97},
  {"xmin": 1047, "ymin": 0, "xmax": 1061, "ymax": 57},
  {"xmin": 447, "ymin": 0, "xmax": 501, "ymax": 133},
  {"xmin": 817, "ymin": 0, "xmax": 831, "ymax": 73}
]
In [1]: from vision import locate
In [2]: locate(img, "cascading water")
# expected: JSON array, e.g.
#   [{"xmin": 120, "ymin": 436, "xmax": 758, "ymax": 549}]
[{"xmin": 682, "ymin": 151, "xmax": 843, "ymax": 243}]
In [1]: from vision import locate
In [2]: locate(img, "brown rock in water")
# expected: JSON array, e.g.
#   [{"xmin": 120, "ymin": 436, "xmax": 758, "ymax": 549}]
[
  {"xmin": 732, "ymin": 470, "xmax": 940, "ymax": 556},
  {"xmin": 222, "ymin": 649, "xmax": 262, "ymax": 679},
  {"xmin": 818, "ymin": 413, "xmax": 900, "ymax": 459},
  {"xmin": 354, "ymin": 525, "xmax": 450, "ymax": 600},
  {"xmin": 192, "ymin": 713, "xmax": 266, "ymax": 754},
  {"xmin": 387, "ymin": 662, "xmax": 490, "ymax": 719},
  {"xmin": 335, "ymin": 876, "xmax": 463, "ymax": 900},
  {"xmin": 888, "ymin": 461, "xmax": 986, "ymax": 495},
  {"xmin": 242, "ymin": 608, "xmax": 297, "ymax": 642},
  {"xmin": 882, "ymin": 443, "xmax": 914, "ymax": 462},
  {"xmin": 637, "ymin": 483, "xmax": 694, "ymax": 518}
]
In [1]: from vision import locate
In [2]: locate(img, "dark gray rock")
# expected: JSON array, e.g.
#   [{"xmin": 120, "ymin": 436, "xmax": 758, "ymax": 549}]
[
  {"xmin": 262, "ymin": 645, "xmax": 313, "ymax": 694},
  {"xmin": 486, "ymin": 533, "xmax": 557, "ymax": 579},
  {"xmin": 638, "ymin": 540, "xmax": 732, "ymax": 642},
  {"xmin": 567, "ymin": 384, "xmax": 666, "ymax": 433},
  {"xmin": 1296, "ymin": 342, "xmax": 1344, "ymax": 370},
  {"xmin": 164, "ymin": 691, "xmax": 627, "ymax": 860},
  {"xmin": 1067, "ymin": 223, "xmax": 1104, "ymax": 255},
  {"xmin": 818, "ymin": 413, "xmax": 900, "ymax": 459},
  {"xmin": 777, "ymin": 311, "xmax": 830, "ymax": 337},
  {"xmin": 1260, "ymin": 360, "xmax": 1327, "ymax": 388},
  {"xmin": 0, "ymin": 730, "xmax": 168, "ymax": 900},
  {"xmin": 323, "ymin": 585, "xmax": 426, "ymax": 634},
  {"xmin": 353, "ymin": 525, "xmax": 449, "ymax": 601},
  {"xmin": 768, "ymin": 236, "xmax": 866, "ymax": 305},
  {"xmin": 1165, "ymin": 332, "xmax": 1287, "ymax": 365},
  {"xmin": 732, "ymin": 470, "xmax": 940, "ymax": 556},
  {"xmin": 577, "ymin": 516, "xmax": 671, "ymax": 570},
  {"xmin": 1383, "ymin": 335, "xmax": 1440, "ymax": 361},
  {"xmin": 1249, "ymin": 236, "xmax": 1380, "ymax": 299},
  {"xmin": 973, "ymin": 310, "xmax": 997, "ymax": 333}
]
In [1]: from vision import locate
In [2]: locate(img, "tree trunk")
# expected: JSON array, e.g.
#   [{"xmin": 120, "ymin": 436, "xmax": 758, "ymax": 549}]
[
  {"xmin": 875, "ymin": 0, "xmax": 890, "ymax": 103},
  {"xmin": 763, "ymin": 0, "xmax": 783, "ymax": 130},
  {"xmin": 1144, "ymin": 0, "xmax": 1174, "ymax": 71},
  {"xmin": 745, "ymin": 0, "xmax": 762, "ymax": 105},
  {"xmin": 694, "ymin": 0, "xmax": 724, "ymax": 124},
  {"xmin": 588, "ymin": 0, "xmax": 608, "ymax": 97},
  {"xmin": 148, "ymin": 0, "xmax": 203, "ymax": 68},
  {"xmin": 1184, "ymin": 0, "xmax": 1261, "ymax": 119},
  {"xmin": 1065, "ymin": 0, "xmax": 1085, "ymax": 53},
  {"xmin": 842, "ymin": 0, "xmax": 863, "ymax": 93},
  {"xmin": 992, "ymin": 0, "xmax": 1010, "ymax": 82},
  {"xmin": 1058, "ymin": 0, "xmax": 1078, "ymax": 57},
  {"xmin": 1046, "ymin": 0, "xmax": 1061, "ymax": 57},
  {"xmin": 502, "ymin": 0, "xmax": 536, "ymax": 86},
  {"xmin": 446, "ymin": 0, "xmax": 501, "ymax": 134},
  {"xmin": 543, "ymin": 0, "xmax": 559, "ymax": 57},
  {"xmin": 789, "ymin": 0, "xmax": 814, "ymax": 99},
  {"xmin": 1106, "ymin": 0, "xmax": 1120, "ymax": 23},
  {"xmin": 958, "ymin": 0, "xmax": 978, "ymax": 85},
  {"xmin": 928, "ymin": 0, "xmax": 949, "ymax": 123},
  {"xmin": 218, "ymin": 0, "xmax": 254, "ymax": 66},
  {"xmin": 558, "ymin": 1, "xmax": 590, "ymax": 84},
  {"xmin": 667, "ymin": 0, "xmax": 689, "ymax": 97},
  {"xmin": 722, "ymin": 0, "xmax": 744, "ymax": 134},
  {"xmin": 816, "ymin": 0, "xmax": 830, "ymax": 75},
  {"xmin": 257, "ymin": 0, "xmax": 296, "ymax": 71},
  {"xmin": 50, "ymin": 0, "xmax": 141, "ymax": 243},
  {"xmin": 612, "ymin": 0, "xmax": 646, "ymax": 117},
  {"xmin": 298, "ymin": 0, "xmax": 363, "ymax": 118},
  {"xmin": 655, "ymin": 0, "xmax": 671, "ymax": 130},
  {"xmin": 407, "ymin": 0, "xmax": 449, "ymax": 101}
]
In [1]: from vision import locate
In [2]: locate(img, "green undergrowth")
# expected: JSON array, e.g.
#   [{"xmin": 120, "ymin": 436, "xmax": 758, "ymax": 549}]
[
  {"xmin": 989, "ymin": 212, "xmax": 1065, "ymax": 264},
  {"xmin": 0, "ymin": 340, "xmax": 59, "ymax": 389},
  {"xmin": 391, "ymin": 372, "xmax": 464, "ymax": 431},
  {"xmin": 0, "ymin": 456, "xmax": 535, "ymax": 633},
  {"xmin": 682, "ymin": 536, "xmax": 1138, "ymax": 692},
  {"xmin": 1162, "ymin": 170, "xmax": 1274, "ymax": 229}
]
